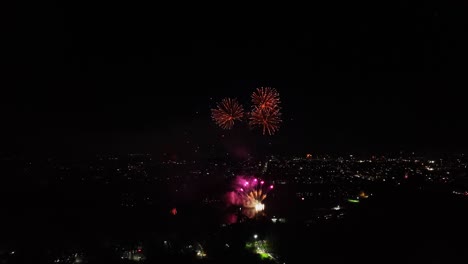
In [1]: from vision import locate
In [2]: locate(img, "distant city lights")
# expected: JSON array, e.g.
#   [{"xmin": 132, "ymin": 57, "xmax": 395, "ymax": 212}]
[{"xmin": 332, "ymin": 205, "xmax": 341, "ymax": 210}]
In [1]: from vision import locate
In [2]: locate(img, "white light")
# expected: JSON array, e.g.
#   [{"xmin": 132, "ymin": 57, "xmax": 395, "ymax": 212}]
[
  {"xmin": 197, "ymin": 251, "xmax": 207, "ymax": 258},
  {"xmin": 254, "ymin": 234, "xmax": 258, "ymax": 239},
  {"xmin": 255, "ymin": 202, "xmax": 265, "ymax": 212}
]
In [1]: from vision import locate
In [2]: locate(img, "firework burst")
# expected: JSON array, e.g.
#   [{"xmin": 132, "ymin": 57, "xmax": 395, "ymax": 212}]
[
  {"xmin": 211, "ymin": 98, "xmax": 244, "ymax": 129},
  {"xmin": 249, "ymin": 87, "xmax": 282, "ymax": 135},
  {"xmin": 234, "ymin": 177, "xmax": 274, "ymax": 211},
  {"xmin": 251, "ymin": 87, "xmax": 280, "ymax": 111},
  {"xmin": 249, "ymin": 107, "xmax": 282, "ymax": 135}
]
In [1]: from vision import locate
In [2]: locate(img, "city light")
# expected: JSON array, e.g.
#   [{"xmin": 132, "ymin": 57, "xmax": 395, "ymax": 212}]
[
  {"xmin": 359, "ymin": 191, "xmax": 369, "ymax": 199},
  {"xmin": 196, "ymin": 250, "xmax": 207, "ymax": 258}
]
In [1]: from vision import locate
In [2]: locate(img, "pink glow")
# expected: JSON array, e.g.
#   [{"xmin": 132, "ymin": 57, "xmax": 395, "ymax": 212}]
[
  {"xmin": 226, "ymin": 176, "xmax": 275, "ymax": 209},
  {"xmin": 225, "ymin": 213, "xmax": 238, "ymax": 224},
  {"xmin": 225, "ymin": 191, "xmax": 243, "ymax": 206}
]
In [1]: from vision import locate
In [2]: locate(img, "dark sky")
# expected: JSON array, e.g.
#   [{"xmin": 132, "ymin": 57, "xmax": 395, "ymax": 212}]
[{"xmin": 2, "ymin": 2, "xmax": 468, "ymax": 157}]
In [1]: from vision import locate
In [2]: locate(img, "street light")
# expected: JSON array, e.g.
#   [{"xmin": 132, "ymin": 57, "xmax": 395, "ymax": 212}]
[{"xmin": 253, "ymin": 234, "xmax": 258, "ymax": 239}]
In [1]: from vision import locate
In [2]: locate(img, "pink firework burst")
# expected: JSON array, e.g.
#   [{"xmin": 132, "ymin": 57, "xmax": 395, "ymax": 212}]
[{"xmin": 230, "ymin": 176, "xmax": 274, "ymax": 209}]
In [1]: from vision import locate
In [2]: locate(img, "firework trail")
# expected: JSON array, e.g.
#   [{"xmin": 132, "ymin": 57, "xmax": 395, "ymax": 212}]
[{"xmin": 211, "ymin": 98, "xmax": 244, "ymax": 129}]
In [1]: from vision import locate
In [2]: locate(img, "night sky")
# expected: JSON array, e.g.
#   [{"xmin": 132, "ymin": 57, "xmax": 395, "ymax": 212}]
[{"xmin": 3, "ymin": 2, "xmax": 468, "ymax": 157}]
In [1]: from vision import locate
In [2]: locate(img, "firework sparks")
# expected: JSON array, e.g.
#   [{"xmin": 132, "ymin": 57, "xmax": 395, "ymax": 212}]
[
  {"xmin": 249, "ymin": 107, "xmax": 282, "ymax": 135},
  {"xmin": 251, "ymin": 87, "xmax": 280, "ymax": 111},
  {"xmin": 224, "ymin": 176, "xmax": 275, "ymax": 221},
  {"xmin": 211, "ymin": 98, "xmax": 244, "ymax": 129},
  {"xmin": 234, "ymin": 176, "xmax": 274, "ymax": 212},
  {"xmin": 210, "ymin": 87, "xmax": 283, "ymax": 135},
  {"xmin": 249, "ymin": 87, "xmax": 282, "ymax": 135}
]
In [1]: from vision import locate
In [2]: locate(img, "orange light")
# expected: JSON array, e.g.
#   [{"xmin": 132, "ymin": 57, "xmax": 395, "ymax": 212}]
[{"xmin": 359, "ymin": 191, "xmax": 369, "ymax": 199}]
